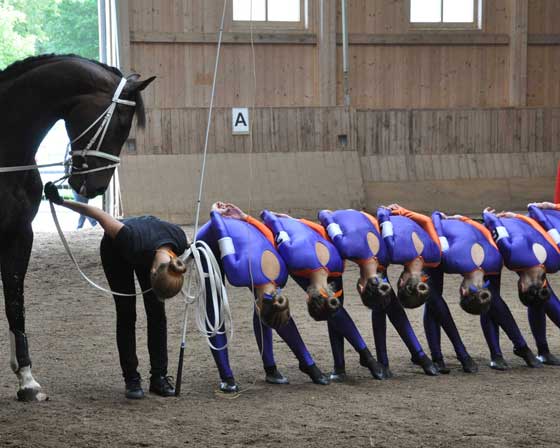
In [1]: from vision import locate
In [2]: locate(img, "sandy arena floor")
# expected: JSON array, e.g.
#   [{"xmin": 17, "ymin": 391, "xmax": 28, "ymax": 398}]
[{"xmin": 1, "ymin": 226, "xmax": 560, "ymax": 448}]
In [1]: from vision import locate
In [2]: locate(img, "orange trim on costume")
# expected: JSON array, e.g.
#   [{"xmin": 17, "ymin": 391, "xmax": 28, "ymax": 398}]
[
  {"xmin": 513, "ymin": 214, "xmax": 560, "ymax": 254},
  {"xmin": 511, "ymin": 263, "xmax": 548, "ymax": 273},
  {"xmin": 555, "ymin": 204, "xmax": 560, "ymax": 211},
  {"xmin": 404, "ymin": 255, "xmax": 440, "ymax": 269},
  {"xmin": 360, "ymin": 211, "xmax": 381, "ymax": 233},
  {"xmin": 354, "ymin": 256, "xmax": 385, "ymax": 270},
  {"xmin": 391, "ymin": 207, "xmax": 441, "ymax": 250},
  {"xmin": 458, "ymin": 216, "xmax": 499, "ymax": 250},
  {"xmin": 292, "ymin": 267, "xmax": 343, "ymax": 278},
  {"xmin": 299, "ymin": 218, "xmax": 329, "ymax": 240},
  {"xmin": 245, "ymin": 215, "xmax": 275, "ymax": 246}
]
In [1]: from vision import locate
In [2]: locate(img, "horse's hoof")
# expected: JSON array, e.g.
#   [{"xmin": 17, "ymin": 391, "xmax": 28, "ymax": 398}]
[{"xmin": 17, "ymin": 388, "xmax": 48, "ymax": 402}]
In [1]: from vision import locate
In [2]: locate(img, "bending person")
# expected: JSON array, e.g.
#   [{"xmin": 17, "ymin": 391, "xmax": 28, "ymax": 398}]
[
  {"xmin": 521, "ymin": 202, "xmax": 560, "ymax": 364},
  {"xmin": 261, "ymin": 209, "xmax": 387, "ymax": 381},
  {"xmin": 428, "ymin": 211, "xmax": 501, "ymax": 373},
  {"xmin": 196, "ymin": 202, "xmax": 330, "ymax": 391},
  {"xmin": 482, "ymin": 207, "xmax": 552, "ymax": 369},
  {"xmin": 45, "ymin": 183, "xmax": 187, "ymax": 399},
  {"xmin": 318, "ymin": 209, "xmax": 438, "ymax": 377}
]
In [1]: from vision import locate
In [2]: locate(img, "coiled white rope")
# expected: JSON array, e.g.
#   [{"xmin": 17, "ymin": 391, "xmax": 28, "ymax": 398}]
[{"xmin": 179, "ymin": 240, "xmax": 232, "ymax": 350}]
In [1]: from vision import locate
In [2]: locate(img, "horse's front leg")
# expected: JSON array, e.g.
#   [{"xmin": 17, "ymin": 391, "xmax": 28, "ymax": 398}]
[{"xmin": 2, "ymin": 224, "xmax": 47, "ymax": 402}]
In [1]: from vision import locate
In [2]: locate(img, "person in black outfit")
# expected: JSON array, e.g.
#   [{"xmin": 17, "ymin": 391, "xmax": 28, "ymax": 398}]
[{"xmin": 45, "ymin": 183, "xmax": 189, "ymax": 399}]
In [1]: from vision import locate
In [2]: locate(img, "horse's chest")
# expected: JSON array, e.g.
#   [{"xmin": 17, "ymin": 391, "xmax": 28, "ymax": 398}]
[{"xmin": 0, "ymin": 173, "xmax": 42, "ymax": 233}]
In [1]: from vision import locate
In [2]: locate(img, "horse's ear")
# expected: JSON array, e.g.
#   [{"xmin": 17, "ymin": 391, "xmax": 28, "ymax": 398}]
[{"xmin": 129, "ymin": 76, "xmax": 156, "ymax": 92}]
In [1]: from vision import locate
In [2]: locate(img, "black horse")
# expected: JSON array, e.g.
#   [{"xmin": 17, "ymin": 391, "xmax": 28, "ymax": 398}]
[{"xmin": 0, "ymin": 54, "xmax": 155, "ymax": 401}]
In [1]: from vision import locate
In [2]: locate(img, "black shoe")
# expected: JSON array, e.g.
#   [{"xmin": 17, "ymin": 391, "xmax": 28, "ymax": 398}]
[
  {"xmin": 459, "ymin": 355, "xmax": 478, "ymax": 373},
  {"xmin": 219, "ymin": 377, "xmax": 239, "ymax": 393},
  {"xmin": 359, "ymin": 348, "xmax": 387, "ymax": 380},
  {"xmin": 299, "ymin": 363, "xmax": 330, "ymax": 385},
  {"xmin": 432, "ymin": 357, "xmax": 450, "ymax": 374},
  {"xmin": 149, "ymin": 375, "xmax": 176, "ymax": 397},
  {"xmin": 329, "ymin": 367, "xmax": 347, "ymax": 383},
  {"xmin": 384, "ymin": 366, "xmax": 393, "ymax": 379},
  {"xmin": 538, "ymin": 352, "xmax": 560, "ymax": 366},
  {"xmin": 412, "ymin": 354, "xmax": 439, "ymax": 376},
  {"xmin": 125, "ymin": 377, "xmax": 145, "ymax": 399},
  {"xmin": 514, "ymin": 346, "xmax": 543, "ymax": 368},
  {"xmin": 489, "ymin": 355, "xmax": 509, "ymax": 371},
  {"xmin": 264, "ymin": 366, "xmax": 289, "ymax": 385}
]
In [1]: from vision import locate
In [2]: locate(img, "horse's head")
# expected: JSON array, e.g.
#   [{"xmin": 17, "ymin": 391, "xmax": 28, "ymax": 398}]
[{"xmin": 65, "ymin": 69, "xmax": 155, "ymax": 198}]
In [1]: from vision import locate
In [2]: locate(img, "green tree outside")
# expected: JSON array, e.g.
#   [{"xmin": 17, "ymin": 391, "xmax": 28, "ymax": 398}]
[{"xmin": 0, "ymin": 0, "xmax": 99, "ymax": 69}]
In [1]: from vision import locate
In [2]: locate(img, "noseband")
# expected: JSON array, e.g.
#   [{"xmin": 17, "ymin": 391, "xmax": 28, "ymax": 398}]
[{"xmin": 65, "ymin": 77, "xmax": 136, "ymax": 176}]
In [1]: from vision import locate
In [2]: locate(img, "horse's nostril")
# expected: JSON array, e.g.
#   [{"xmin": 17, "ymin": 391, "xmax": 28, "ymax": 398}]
[{"xmin": 417, "ymin": 283, "xmax": 428, "ymax": 292}]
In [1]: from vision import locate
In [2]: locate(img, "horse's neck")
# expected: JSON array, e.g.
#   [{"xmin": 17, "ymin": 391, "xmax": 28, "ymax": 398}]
[{"xmin": 0, "ymin": 77, "xmax": 70, "ymax": 165}]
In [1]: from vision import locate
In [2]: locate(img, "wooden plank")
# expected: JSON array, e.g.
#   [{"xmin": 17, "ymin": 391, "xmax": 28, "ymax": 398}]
[
  {"xmin": 342, "ymin": 33, "xmax": 510, "ymax": 46},
  {"xmin": 130, "ymin": 31, "xmax": 318, "ymax": 44},
  {"xmin": 509, "ymin": 0, "xmax": 528, "ymax": 106},
  {"xmin": 528, "ymin": 34, "xmax": 560, "ymax": 45},
  {"xmin": 318, "ymin": 0, "xmax": 337, "ymax": 106}
]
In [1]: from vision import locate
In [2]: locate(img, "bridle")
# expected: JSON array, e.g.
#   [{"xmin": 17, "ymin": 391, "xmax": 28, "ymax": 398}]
[
  {"xmin": 0, "ymin": 77, "xmax": 136, "ymax": 177},
  {"xmin": 64, "ymin": 77, "xmax": 136, "ymax": 178}
]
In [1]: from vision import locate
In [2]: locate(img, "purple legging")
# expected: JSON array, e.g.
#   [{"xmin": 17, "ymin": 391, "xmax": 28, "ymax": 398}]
[
  {"xmin": 480, "ymin": 274, "xmax": 528, "ymax": 358},
  {"xmin": 371, "ymin": 273, "xmax": 425, "ymax": 367},
  {"xmin": 527, "ymin": 285, "xmax": 560, "ymax": 355},
  {"xmin": 252, "ymin": 309, "xmax": 315, "ymax": 368},
  {"xmin": 293, "ymin": 275, "xmax": 367, "ymax": 370},
  {"xmin": 423, "ymin": 267, "xmax": 469, "ymax": 362}
]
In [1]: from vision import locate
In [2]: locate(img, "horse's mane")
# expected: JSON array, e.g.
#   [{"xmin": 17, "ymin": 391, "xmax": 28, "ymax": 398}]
[
  {"xmin": 0, "ymin": 54, "xmax": 146, "ymax": 128},
  {"xmin": 0, "ymin": 53, "xmax": 123, "ymax": 83}
]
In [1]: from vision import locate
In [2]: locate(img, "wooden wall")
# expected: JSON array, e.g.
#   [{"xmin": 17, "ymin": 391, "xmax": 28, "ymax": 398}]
[{"xmin": 117, "ymin": 0, "xmax": 560, "ymax": 222}]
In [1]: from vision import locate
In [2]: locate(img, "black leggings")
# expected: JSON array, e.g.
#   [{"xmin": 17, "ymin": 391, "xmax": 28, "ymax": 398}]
[{"xmin": 100, "ymin": 235, "xmax": 168, "ymax": 381}]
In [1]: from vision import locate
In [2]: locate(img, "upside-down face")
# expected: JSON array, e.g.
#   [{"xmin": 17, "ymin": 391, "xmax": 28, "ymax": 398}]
[
  {"xmin": 397, "ymin": 258, "xmax": 429, "ymax": 309},
  {"xmin": 518, "ymin": 266, "xmax": 550, "ymax": 307},
  {"xmin": 357, "ymin": 274, "xmax": 393, "ymax": 310},
  {"xmin": 306, "ymin": 284, "xmax": 340, "ymax": 321},
  {"xmin": 150, "ymin": 255, "xmax": 187, "ymax": 300},
  {"xmin": 459, "ymin": 271, "xmax": 491, "ymax": 315},
  {"xmin": 255, "ymin": 286, "xmax": 291, "ymax": 329}
]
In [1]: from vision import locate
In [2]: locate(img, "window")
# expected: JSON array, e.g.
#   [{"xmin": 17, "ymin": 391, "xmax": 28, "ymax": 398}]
[
  {"xmin": 410, "ymin": 0, "xmax": 481, "ymax": 29},
  {"xmin": 233, "ymin": 0, "xmax": 304, "ymax": 24}
]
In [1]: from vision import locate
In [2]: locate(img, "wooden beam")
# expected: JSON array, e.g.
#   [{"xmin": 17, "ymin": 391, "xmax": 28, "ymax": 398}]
[
  {"xmin": 528, "ymin": 34, "xmax": 560, "ymax": 45},
  {"xmin": 318, "ymin": 0, "xmax": 337, "ymax": 107},
  {"xmin": 130, "ymin": 31, "xmax": 317, "ymax": 45},
  {"xmin": 116, "ymin": 0, "xmax": 131, "ymax": 73},
  {"xmin": 509, "ymin": 0, "xmax": 528, "ymax": 107},
  {"xmin": 342, "ymin": 33, "xmax": 510, "ymax": 46}
]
